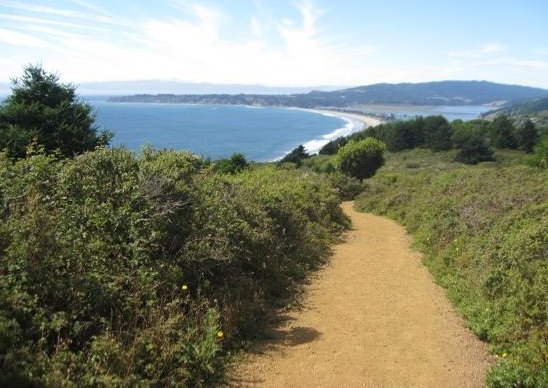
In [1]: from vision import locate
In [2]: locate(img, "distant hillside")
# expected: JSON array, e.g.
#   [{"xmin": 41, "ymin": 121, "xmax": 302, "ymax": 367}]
[
  {"xmin": 484, "ymin": 96, "xmax": 548, "ymax": 129},
  {"xmin": 486, "ymin": 96, "xmax": 548, "ymax": 115},
  {"xmin": 109, "ymin": 80, "xmax": 548, "ymax": 107},
  {"xmin": 77, "ymin": 80, "xmax": 344, "ymax": 96},
  {"xmin": 321, "ymin": 81, "xmax": 548, "ymax": 105}
]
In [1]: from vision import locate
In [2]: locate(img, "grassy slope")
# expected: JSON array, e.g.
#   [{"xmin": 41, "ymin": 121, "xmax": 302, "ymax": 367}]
[{"xmin": 354, "ymin": 149, "xmax": 547, "ymax": 387}]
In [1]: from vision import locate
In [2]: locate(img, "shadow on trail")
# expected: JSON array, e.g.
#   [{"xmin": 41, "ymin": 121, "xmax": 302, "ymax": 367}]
[
  {"xmin": 251, "ymin": 313, "xmax": 322, "ymax": 352},
  {"xmin": 225, "ymin": 315, "xmax": 322, "ymax": 386}
]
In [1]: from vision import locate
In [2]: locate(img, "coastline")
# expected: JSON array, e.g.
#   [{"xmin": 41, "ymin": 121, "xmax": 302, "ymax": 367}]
[
  {"xmin": 309, "ymin": 109, "xmax": 384, "ymax": 130},
  {"xmin": 290, "ymin": 108, "xmax": 384, "ymax": 155}
]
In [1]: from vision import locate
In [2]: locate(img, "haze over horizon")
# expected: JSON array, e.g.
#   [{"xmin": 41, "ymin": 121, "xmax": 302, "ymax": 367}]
[{"xmin": 1, "ymin": 0, "xmax": 548, "ymax": 89}]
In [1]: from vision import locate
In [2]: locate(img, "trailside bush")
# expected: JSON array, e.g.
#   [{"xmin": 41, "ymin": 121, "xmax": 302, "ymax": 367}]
[
  {"xmin": 0, "ymin": 147, "xmax": 348, "ymax": 386},
  {"xmin": 337, "ymin": 137, "xmax": 386, "ymax": 180}
]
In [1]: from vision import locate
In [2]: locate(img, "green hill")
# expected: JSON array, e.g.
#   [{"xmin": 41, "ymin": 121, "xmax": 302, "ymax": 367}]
[
  {"xmin": 485, "ymin": 96, "xmax": 548, "ymax": 129},
  {"xmin": 110, "ymin": 80, "xmax": 548, "ymax": 107},
  {"xmin": 319, "ymin": 80, "xmax": 548, "ymax": 105}
]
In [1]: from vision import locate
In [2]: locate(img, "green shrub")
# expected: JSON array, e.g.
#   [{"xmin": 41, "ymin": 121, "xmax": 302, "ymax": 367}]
[
  {"xmin": 337, "ymin": 137, "xmax": 386, "ymax": 180},
  {"xmin": 526, "ymin": 136, "xmax": 548, "ymax": 168},
  {"xmin": 0, "ymin": 147, "xmax": 347, "ymax": 385},
  {"xmin": 214, "ymin": 152, "xmax": 249, "ymax": 174}
]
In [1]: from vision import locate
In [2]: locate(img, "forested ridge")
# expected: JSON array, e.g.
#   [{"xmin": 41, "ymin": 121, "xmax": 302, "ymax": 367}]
[{"xmin": 109, "ymin": 80, "xmax": 548, "ymax": 108}]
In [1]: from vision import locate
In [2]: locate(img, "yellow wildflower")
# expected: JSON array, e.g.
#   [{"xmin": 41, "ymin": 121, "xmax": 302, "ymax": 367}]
[{"xmin": 217, "ymin": 330, "xmax": 224, "ymax": 338}]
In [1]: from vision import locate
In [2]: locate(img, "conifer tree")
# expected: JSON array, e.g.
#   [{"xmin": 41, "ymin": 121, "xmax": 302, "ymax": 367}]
[{"xmin": 0, "ymin": 65, "xmax": 111, "ymax": 158}]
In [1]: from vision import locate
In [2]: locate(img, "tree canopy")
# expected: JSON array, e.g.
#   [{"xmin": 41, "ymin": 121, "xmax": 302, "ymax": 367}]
[
  {"xmin": 279, "ymin": 144, "xmax": 310, "ymax": 166},
  {"xmin": 0, "ymin": 65, "xmax": 111, "ymax": 158},
  {"xmin": 337, "ymin": 137, "xmax": 386, "ymax": 180}
]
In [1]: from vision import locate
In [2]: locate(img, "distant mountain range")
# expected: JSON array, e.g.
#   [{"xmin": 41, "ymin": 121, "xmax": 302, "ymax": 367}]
[
  {"xmin": 109, "ymin": 80, "xmax": 548, "ymax": 107},
  {"xmin": 0, "ymin": 80, "xmax": 342, "ymax": 96}
]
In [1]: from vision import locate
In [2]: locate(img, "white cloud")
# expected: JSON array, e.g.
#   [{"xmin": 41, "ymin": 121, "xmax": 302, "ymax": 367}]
[
  {"xmin": 512, "ymin": 60, "xmax": 547, "ymax": 70},
  {"xmin": 0, "ymin": 1, "xmax": 121, "ymax": 25},
  {"xmin": 89, "ymin": 0, "xmax": 374, "ymax": 86},
  {"xmin": 0, "ymin": 1, "xmax": 385, "ymax": 86},
  {"xmin": 482, "ymin": 43, "xmax": 506, "ymax": 54},
  {"xmin": 250, "ymin": 16, "xmax": 263, "ymax": 37},
  {"xmin": 536, "ymin": 48, "xmax": 548, "ymax": 57},
  {"xmin": 67, "ymin": 0, "xmax": 113, "ymax": 17},
  {"xmin": 0, "ymin": 27, "xmax": 64, "ymax": 52},
  {"xmin": 448, "ymin": 43, "xmax": 507, "ymax": 59},
  {"xmin": 0, "ymin": 13, "xmax": 108, "ymax": 32}
]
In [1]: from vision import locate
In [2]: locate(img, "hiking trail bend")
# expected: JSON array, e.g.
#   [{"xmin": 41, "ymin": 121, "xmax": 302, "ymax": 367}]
[{"xmin": 230, "ymin": 201, "xmax": 492, "ymax": 387}]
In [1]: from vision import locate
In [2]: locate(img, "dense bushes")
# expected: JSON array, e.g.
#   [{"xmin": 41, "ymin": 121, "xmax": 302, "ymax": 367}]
[
  {"xmin": 355, "ymin": 151, "xmax": 547, "ymax": 387},
  {"xmin": 0, "ymin": 147, "xmax": 348, "ymax": 386},
  {"xmin": 319, "ymin": 114, "xmax": 541, "ymax": 165}
]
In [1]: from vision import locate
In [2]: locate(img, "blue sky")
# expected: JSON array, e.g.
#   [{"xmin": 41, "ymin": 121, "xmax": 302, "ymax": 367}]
[{"xmin": 1, "ymin": 0, "xmax": 547, "ymax": 88}]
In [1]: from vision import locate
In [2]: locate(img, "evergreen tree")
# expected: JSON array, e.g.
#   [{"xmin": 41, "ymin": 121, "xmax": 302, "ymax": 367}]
[
  {"xmin": 423, "ymin": 115, "xmax": 452, "ymax": 151},
  {"xmin": 0, "ymin": 65, "xmax": 111, "ymax": 158},
  {"xmin": 279, "ymin": 145, "xmax": 309, "ymax": 166},
  {"xmin": 490, "ymin": 115, "xmax": 517, "ymax": 149},
  {"xmin": 515, "ymin": 119, "xmax": 538, "ymax": 153},
  {"xmin": 452, "ymin": 120, "xmax": 494, "ymax": 164}
]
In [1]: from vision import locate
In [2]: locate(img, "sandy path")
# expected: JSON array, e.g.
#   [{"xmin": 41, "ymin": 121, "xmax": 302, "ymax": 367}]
[{"xmin": 229, "ymin": 202, "xmax": 492, "ymax": 387}]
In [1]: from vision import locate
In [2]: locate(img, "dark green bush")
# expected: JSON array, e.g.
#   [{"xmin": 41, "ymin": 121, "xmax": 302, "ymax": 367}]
[
  {"xmin": 0, "ymin": 147, "xmax": 347, "ymax": 386},
  {"xmin": 526, "ymin": 136, "xmax": 548, "ymax": 168},
  {"xmin": 337, "ymin": 137, "xmax": 386, "ymax": 180}
]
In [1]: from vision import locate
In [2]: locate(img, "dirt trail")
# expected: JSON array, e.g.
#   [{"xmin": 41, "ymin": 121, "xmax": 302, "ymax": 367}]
[{"xmin": 230, "ymin": 202, "xmax": 492, "ymax": 387}]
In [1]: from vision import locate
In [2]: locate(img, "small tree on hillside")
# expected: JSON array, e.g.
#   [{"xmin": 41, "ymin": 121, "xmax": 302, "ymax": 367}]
[
  {"xmin": 423, "ymin": 115, "xmax": 452, "ymax": 151},
  {"xmin": 490, "ymin": 115, "xmax": 517, "ymax": 149},
  {"xmin": 0, "ymin": 65, "xmax": 111, "ymax": 158},
  {"xmin": 451, "ymin": 120, "xmax": 494, "ymax": 164},
  {"xmin": 337, "ymin": 137, "xmax": 386, "ymax": 180},
  {"xmin": 515, "ymin": 119, "xmax": 538, "ymax": 153},
  {"xmin": 215, "ymin": 152, "xmax": 249, "ymax": 174},
  {"xmin": 279, "ymin": 144, "xmax": 309, "ymax": 167}
]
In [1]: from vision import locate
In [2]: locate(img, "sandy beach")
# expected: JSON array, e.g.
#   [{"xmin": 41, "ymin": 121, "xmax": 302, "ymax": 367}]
[
  {"xmin": 314, "ymin": 109, "xmax": 384, "ymax": 130},
  {"xmin": 294, "ymin": 108, "xmax": 384, "ymax": 154}
]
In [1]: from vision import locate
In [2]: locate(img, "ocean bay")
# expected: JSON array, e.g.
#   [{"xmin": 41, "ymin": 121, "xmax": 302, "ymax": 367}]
[
  {"xmin": 91, "ymin": 99, "xmax": 354, "ymax": 161},
  {"xmin": 89, "ymin": 98, "xmax": 491, "ymax": 161}
]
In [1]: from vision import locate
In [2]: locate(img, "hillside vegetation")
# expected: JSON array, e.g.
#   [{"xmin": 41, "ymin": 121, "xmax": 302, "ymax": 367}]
[
  {"xmin": 0, "ymin": 147, "xmax": 348, "ymax": 386},
  {"xmin": 485, "ymin": 96, "xmax": 548, "ymax": 130},
  {"xmin": 354, "ymin": 149, "xmax": 547, "ymax": 387},
  {"xmin": 0, "ymin": 66, "xmax": 353, "ymax": 386}
]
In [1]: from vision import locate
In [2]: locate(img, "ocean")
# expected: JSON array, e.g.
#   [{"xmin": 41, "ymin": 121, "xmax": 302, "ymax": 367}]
[
  {"xmin": 90, "ymin": 99, "xmax": 357, "ymax": 161},
  {"xmin": 88, "ymin": 97, "xmax": 490, "ymax": 162}
]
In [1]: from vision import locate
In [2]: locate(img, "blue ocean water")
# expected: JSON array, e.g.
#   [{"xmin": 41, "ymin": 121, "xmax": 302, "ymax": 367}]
[
  {"xmin": 88, "ymin": 97, "xmax": 490, "ymax": 161},
  {"xmin": 90, "ymin": 99, "xmax": 353, "ymax": 161}
]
